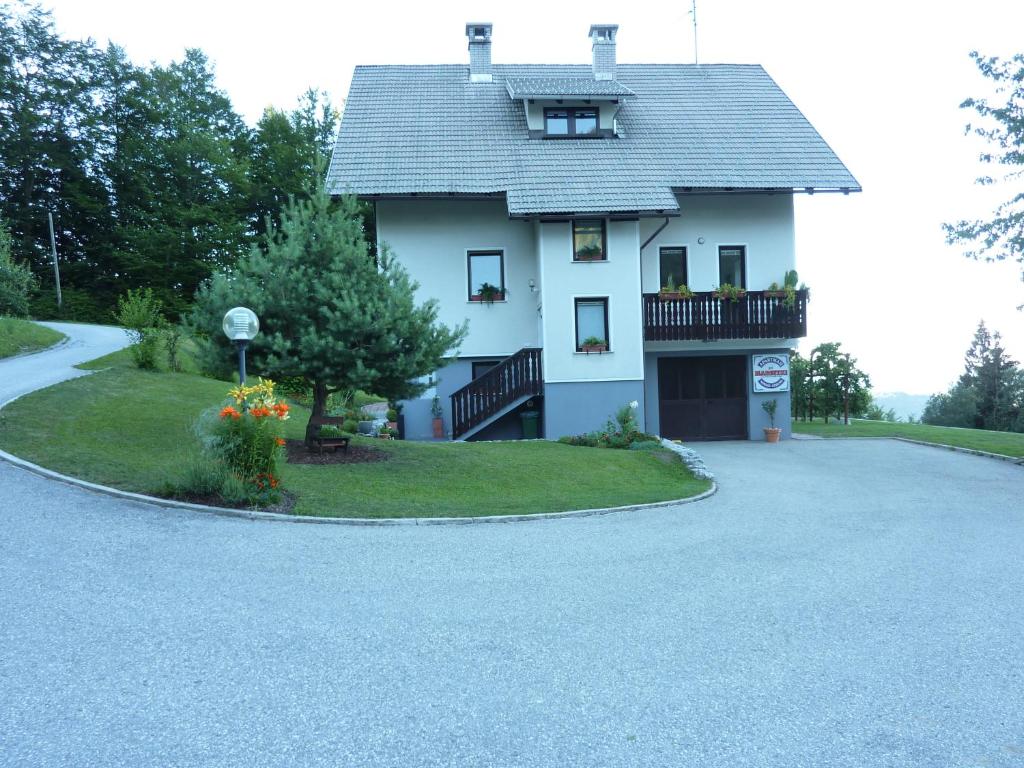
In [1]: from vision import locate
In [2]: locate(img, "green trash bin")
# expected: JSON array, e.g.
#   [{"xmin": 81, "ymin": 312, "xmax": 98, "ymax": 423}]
[{"xmin": 520, "ymin": 411, "xmax": 540, "ymax": 439}]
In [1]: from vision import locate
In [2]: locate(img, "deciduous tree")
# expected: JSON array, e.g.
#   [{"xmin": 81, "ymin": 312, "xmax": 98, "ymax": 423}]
[{"xmin": 943, "ymin": 52, "xmax": 1024, "ymax": 288}]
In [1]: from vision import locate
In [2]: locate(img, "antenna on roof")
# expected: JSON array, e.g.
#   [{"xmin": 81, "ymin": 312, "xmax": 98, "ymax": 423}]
[{"xmin": 690, "ymin": 0, "xmax": 698, "ymax": 64}]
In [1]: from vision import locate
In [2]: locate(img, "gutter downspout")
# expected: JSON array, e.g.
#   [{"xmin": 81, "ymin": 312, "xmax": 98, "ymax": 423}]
[
  {"xmin": 638, "ymin": 216, "xmax": 670, "ymax": 437},
  {"xmin": 640, "ymin": 216, "xmax": 670, "ymax": 252}
]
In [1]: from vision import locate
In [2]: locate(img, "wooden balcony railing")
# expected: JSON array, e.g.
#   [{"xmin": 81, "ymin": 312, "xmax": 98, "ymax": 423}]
[
  {"xmin": 450, "ymin": 347, "xmax": 543, "ymax": 439},
  {"xmin": 642, "ymin": 289, "xmax": 808, "ymax": 342}
]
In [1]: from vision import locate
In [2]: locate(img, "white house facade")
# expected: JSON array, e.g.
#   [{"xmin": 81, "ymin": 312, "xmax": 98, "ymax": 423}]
[{"xmin": 326, "ymin": 23, "xmax": 858, "ymax": 442}]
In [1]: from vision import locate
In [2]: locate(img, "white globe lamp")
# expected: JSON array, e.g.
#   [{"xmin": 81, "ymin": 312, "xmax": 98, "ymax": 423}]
[{"xmin": 222, "ymin": 307, "xmax": 259, "ymax": 384}]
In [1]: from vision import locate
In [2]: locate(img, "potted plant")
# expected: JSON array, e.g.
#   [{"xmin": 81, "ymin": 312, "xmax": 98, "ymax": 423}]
[
  {"xmin": 471, "ymin": 282, "xmax": 504, "ymax": 303},
  {"xmin": 659, "ymin": 274, "xmax": 685, "ymax": 301},
  {"xmin": 580, "ymin": 336, "xmax": 608, "ymax": 353},
  {"xmin": 765, "ymin": 271, "xmax": 803, "ymax": 308},
  {"xmin": 431, "ymin": 395, "xmax": 444, "ymax": 438},
  {"xmin": 386, "ymin": 407, "xmax": 399, "ymax": 430},
  {"xmin": 762, "ymin": 399, "xmax": 781, "ymax": 443},
  {"xmin": 575, "ymin": 244, "xmax": 604, "ymax": 261},
  {"xmin": 713, "ymin": 282, "xmax": 747, "ymax": 303}
]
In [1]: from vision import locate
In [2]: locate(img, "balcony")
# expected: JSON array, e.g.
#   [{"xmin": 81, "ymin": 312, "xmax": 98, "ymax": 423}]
[{"xmin": 642, "ymin": 289, "xmax": 808, "ymax": 342}]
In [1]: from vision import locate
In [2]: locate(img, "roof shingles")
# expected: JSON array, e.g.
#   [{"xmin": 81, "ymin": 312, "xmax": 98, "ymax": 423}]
[{"xmin": 327, "ymin": 64, "xmax": 859, "ymax": 216}]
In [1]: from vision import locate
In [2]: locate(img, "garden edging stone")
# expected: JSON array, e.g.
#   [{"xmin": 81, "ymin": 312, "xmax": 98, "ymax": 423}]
[{"xmin": 0, "ymin": 447, "xmax": 718, "ymax": 525}]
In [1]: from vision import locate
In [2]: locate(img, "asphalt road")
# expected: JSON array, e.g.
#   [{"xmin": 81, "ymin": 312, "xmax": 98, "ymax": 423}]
[
  {"xmin": 0, "ymin": 321, "xmax": 127, "ymax": 406},
  {"xmin": 2, "ymin": 328, "xmax": 1024, "ymax": 766}
]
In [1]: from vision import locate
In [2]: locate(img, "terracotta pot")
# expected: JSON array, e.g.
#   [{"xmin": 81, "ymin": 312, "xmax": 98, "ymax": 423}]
[
  {"xmin": 432, "ymin": 417, "xmax": 445, "ymax": 439},
  {"xmin": 764, "ymin": 427, "xmax": 782, "ymax": 443},
  {"xmin": 659, "ymin": 292, "xmax": 682, "ymax": 301},
  {"xmin": 470, "ymin": 292, "xmax": 504, "ymax": 302},
  {"xmin": 581, "ymin": 343, "xmax": 608, "ymax": 353}
]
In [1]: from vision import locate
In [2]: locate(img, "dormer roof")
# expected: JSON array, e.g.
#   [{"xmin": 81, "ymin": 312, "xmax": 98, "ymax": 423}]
[{"xmin": 505, "ymin": 76, "xmax": 636, "ymax": 100}]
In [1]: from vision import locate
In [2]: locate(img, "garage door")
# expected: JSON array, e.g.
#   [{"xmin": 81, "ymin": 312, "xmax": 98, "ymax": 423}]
[{"xmin": 658, "ymin": 356, "xmax": 747, "ymax": 440}]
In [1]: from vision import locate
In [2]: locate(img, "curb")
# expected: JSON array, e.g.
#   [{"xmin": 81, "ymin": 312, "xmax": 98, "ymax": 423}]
[
  {"xmin": 889, "ymin": 437, "xmax": 1024, "ymax": 466},
  {"xmin": 0, "ymin": 447, "xmax": 718, "ymax": 526}
]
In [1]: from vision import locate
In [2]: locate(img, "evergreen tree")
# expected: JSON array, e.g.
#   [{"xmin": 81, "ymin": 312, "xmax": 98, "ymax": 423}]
[
  {"xmin": 959, "ymin": 320, "xmax": 1022, "ymax": 430},
  {"xmin": 923, "ymin": 320, "xmax": 1024, "ymax": 431},
  {"xmin": 187, "ymin": 191, "xmax": 467, "ymax": 443}
]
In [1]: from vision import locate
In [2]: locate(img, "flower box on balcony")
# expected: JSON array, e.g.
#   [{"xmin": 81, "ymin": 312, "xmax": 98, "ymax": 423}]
[
  {"xmin": 713, "ymin": 286, "xmax": 747, "ymax": 302},
  {"xmin": 470, "ymin": 291, "xmax": 504, "ymax": 302}
]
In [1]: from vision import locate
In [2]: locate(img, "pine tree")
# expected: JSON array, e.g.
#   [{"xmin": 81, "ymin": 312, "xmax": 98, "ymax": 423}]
[
  {"xmin": 188, "ymin": 191, "xmax": 467, "ymax": 443},
  {"xmin": 925, "ymin": 320, "xmax": 1024, "ymax": 431}
]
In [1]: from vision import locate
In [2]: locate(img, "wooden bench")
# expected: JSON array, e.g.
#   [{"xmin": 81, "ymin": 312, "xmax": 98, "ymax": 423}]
[{"xmin": 309, "ymin": 415, "xmax": 351, "ymax": 455}]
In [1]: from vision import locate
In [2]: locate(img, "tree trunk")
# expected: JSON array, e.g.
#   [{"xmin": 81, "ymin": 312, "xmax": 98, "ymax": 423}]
[{"xmin": 305, "ymin": 379, "xmax": 328, "ymax": 447}]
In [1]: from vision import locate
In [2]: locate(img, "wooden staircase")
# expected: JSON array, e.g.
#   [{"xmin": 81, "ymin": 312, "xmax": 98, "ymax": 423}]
[{"xmin": 449, "ymin": 347, "xmax": 543, "ymax": 440}]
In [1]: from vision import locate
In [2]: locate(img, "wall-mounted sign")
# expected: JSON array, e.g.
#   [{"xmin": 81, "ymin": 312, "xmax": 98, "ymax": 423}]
[{"xmin": 752, "ymin": 353, "xmax": 790, "ymax": 393}]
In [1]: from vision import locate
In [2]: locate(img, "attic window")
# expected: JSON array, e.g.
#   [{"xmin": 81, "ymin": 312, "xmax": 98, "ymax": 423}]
[{"xmin": 544, "ymin": 107, "xmax": 599, "ymax": 138}]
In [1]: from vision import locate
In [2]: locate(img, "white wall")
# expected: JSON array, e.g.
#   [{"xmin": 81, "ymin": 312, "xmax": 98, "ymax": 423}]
[
  {"xmin": 639, "ymin": 193, "xmax": 796, "ymax": 293},
  {"xmin": 538, "ymin": 219, "xmax": 644, "ymax": 383},
  {"xmin": 376, "ymin": 198, "xmax": 539, "ymax": 356}
]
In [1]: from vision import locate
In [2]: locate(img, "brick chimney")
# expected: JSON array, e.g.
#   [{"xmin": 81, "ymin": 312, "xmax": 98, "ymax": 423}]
[
  {"xmin": 589, "ymin": 24, "xmax": 618, "ymax": 81},
  {"xmin": 466, "ymin": 23, "xmax": 493, "ymax": 82}
]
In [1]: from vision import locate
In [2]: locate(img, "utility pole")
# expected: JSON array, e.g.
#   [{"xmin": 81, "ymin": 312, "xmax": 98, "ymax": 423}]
[
  {"xmin": 807, "ymin": 348, "xmax": 816, "ymax": 423},
  {"xmin": 47, "ymin": 211, "xmax": 62, "ymax": 310},
  {"xmin": 690, "ymin": 0, "xmax": 699, "ymax": 64},
  {"xmin": 843, "ymin": 353, "xmax": 851, "ymax": 425}
]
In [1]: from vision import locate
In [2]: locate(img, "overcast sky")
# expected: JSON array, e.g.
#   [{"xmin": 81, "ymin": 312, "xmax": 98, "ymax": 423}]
[{"xmin": 44, "ymin": 0, "xmax": 1024, "ymax": 394}]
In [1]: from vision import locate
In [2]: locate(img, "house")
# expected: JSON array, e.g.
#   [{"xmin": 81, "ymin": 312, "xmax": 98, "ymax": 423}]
[{"xmin": 326, "ymin": 23, "xmax": 859, "ymax": 442}]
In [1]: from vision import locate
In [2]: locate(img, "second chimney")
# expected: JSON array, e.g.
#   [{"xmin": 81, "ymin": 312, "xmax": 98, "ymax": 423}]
[
  {"xmin": 466, "ymin": 23, "xmax": 493, "ymax": 82},
  {"xmin": 589, "ymin": 24, "xmax": 618, "ymax": 81}
]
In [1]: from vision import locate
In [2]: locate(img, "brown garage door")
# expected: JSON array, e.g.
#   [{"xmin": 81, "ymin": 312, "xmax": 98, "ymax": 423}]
[{"xmin": 658, "ymin": 356, "xmax": 747, "ymax": 440}]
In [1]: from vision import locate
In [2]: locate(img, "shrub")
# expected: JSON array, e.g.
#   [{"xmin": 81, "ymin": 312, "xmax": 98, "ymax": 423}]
[
  {"xmin": 163, "ymin": 325, "xmax": 185, "ymax": 372},
  {"xmin": 558, "ymin": 401, "xmax": 657, "ymax": 449},
  {"xmin": 171, "ymin": 454, "xmax": 230, "ymax": 497},
  {"xmin": 194, "ymin": 378, "xmax": 289, "ymax": 505},
  {"xmin": 342, "ymin": 418, "xmax": 359, "ymax": 434},
  {"xmin": 115, "ymin": 288, "xmax": 165, "ymax": 370},
  {"xmin": 628, "ymin": 440, "xmax": 664, "ymax": 451},
  {"xmin": 0, "ymin": 219, "xmax": 33, "ymax": 317}
]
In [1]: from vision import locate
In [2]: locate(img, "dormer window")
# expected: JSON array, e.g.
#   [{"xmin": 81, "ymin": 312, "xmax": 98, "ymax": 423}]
[{"xmin": 544, "ymin": 107, "xmax": 599, "ymax": 138}]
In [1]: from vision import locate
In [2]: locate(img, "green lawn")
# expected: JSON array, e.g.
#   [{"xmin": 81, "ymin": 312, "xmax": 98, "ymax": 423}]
[
  {"xmin": 792, "ymin": 418, "xmax": 1024, "ymax": 459},
  {"xmin": 0, "ymin": 355, "xmax": 710, "ymax": 517},
  {"xmin": 0, "ymin": 318, "xmax": 65, "ymax": 359}
]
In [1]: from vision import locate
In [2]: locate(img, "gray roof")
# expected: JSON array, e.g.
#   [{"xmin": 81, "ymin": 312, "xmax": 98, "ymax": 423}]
[
  {"xmin": 327, "ymin": 64, "xmax": 860, "ymax": 216},
  {"xmin": 505, "ymin": 76, "xmax": 636, "ymax": 99}
]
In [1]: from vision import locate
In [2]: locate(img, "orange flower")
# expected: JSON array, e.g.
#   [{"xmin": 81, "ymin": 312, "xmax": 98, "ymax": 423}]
[
  {"xmin": 275, "ymin": 438, "xmax": 286, "ymax": 447},
  {"xmin": 251, "ymin": 406, "xmax": 271, "ymax": 419},
  {"xmin": 219, "ymin": 406, "xmax": 241, "ymax": 420},
  {"xmin": 272, "ymin": 402, "xmax": 290, "ymax": 419}
]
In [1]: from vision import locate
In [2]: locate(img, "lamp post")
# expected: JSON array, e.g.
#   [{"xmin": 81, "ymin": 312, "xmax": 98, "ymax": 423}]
[{"xmin": 222, "ymin": 307, "xmax": 259, "ymax": 386}]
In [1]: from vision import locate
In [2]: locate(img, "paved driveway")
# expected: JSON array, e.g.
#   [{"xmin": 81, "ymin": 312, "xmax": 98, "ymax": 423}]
[
  {"xmin": 0, "ymin": 321, "xmax": 127, "ymax": 405},
  {"xmin": 2, "ymin": 335, "xmax": 1023, "ymax": 765}
]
